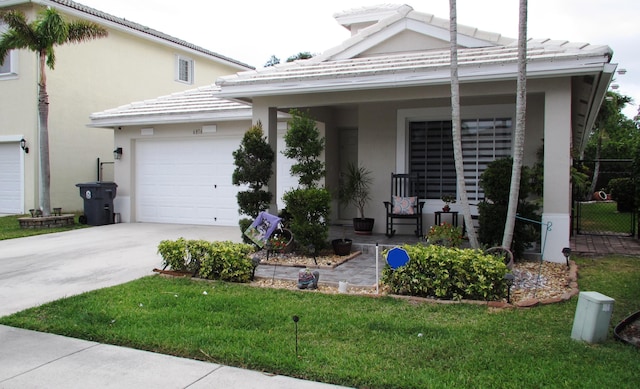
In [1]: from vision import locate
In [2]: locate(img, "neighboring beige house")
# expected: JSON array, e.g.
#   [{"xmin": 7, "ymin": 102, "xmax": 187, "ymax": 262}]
[
  {"xmin": 0, "ymin": 0, "xmax": 252, "ymax": 214},
  {"xmin": 90, "ymin": 4, "xmax": 615, "ymax": 263}
]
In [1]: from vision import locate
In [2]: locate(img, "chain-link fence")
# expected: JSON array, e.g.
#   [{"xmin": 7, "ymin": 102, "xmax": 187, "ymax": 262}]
[{"xmin": 573, "ymin": 159, "xmax": 637, "ymax": 236}]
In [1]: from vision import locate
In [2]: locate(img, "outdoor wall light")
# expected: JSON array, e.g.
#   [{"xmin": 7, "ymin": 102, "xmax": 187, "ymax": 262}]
[
  {"xmin": 113, "ymin": 147, "xmax": 123, "ymax": 160},
  {"xmin": 20, "ymin": 138, "xmax": 29, "ymax": 153}
]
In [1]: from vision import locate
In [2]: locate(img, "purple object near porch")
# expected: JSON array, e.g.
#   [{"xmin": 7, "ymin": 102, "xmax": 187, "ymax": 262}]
[{"xmin": 244, "ymin": 211, "xmax": 281, "ymax": 248}]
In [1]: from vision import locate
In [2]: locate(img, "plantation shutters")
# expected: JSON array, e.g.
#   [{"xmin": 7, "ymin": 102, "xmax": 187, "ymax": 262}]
[{"xmin": 409, "ymin": 118, "xmax": 512, "ymax": 202}]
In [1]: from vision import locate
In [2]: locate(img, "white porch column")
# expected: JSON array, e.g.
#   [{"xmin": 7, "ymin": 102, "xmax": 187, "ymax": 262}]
[
  {"xmin": 542, "ymin": 79, "xmax": 572, "ymax": 263},
  {"xmin": 252, "ymin": 103, "xmax": 278, "ymax": 214}
]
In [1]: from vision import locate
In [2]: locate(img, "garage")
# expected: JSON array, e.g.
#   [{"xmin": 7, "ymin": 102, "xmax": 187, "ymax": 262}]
[
  {"xmin": 135, "ymin": 136, "xmax": 243, "ymax": 226},
  {"xmin": 0, "ymin": 141, "xmax": 23, "ymax": 214}
]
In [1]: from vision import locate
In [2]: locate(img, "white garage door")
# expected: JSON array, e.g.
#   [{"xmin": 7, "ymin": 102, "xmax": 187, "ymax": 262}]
[
  {"xmin": 0, "ymin": 141, "xmax": 23, "ymax": 214},
  {"xmin": 135, "ymin": 137, "xmax": 242, "ymax": 226}
]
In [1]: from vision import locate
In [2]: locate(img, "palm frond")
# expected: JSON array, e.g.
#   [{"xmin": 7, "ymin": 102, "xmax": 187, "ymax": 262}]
[
  {"xmin": 0, "ymin": 10, "xmax": 38, "ymax": 48},
  {"xmin": 67, "ymin": 22, "xmax": 108, "ymax": 43}
]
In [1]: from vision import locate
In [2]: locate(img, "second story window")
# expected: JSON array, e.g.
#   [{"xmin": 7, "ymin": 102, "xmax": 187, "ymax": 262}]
[
  {"xmin": 0, "ymin": 22, "xmax": 17, "ymax": 78},
  {"xmin": 175, "ymin": 55, "xmax": 194, "ymax": 84}
]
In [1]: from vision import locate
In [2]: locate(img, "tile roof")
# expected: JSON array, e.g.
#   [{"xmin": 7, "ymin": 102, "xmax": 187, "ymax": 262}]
[
  {"xmin": 31, "ymin": 0, "xmax": 253, "ymax": 69},
  {"xmin": 89, "ymin": 86, "xmax": 252, "ymax": 126},
  {"xmin": 215, "ymin": 39, "xmax": 612, "ymax": 94}
]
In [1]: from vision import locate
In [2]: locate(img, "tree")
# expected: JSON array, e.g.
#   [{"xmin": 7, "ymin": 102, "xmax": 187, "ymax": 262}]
[
  {"xmin": 585, "ymin": 92, "xmax": 637, "ymax": 196},
  {"xmin": 0, "ymin": 8, "xmax": 107, "ymax": 216},
  {"xmin": 264, "ymin": 55, "xmax": 280, "ymax": 67},
  {"xmin": 232, "ymin": 121, "xmax": 275, "ymax": 236},
  {"xmin": 449, "ymin": 0, "xmax": 479, "ymax": 248},
  {"xmin": 282, "ymin": 109, "xmax": 331, "ymax": 253},
  {"xmin": 502, "ymin": 0, "xmax": 528, "ymax": 250},
  {"xmin": 286, "ymin": 52, "xmax": 313, "ymax": 62}
]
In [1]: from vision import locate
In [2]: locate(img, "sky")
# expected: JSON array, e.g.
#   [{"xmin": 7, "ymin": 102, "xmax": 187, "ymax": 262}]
[{"xmin": 77, "ymin": 0, "xmax": 640, "ymax": 119}]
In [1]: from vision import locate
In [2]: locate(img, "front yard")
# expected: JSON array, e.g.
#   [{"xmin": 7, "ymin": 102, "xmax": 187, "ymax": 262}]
[{"xmin": 1, "ymin": 255, "xmax": 638, "ymax": 388}]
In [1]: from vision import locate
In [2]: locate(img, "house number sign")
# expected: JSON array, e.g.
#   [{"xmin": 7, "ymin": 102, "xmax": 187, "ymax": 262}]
[{"xmin": 85, "ymin": 190, "xmax": 92, "ymax": 199}]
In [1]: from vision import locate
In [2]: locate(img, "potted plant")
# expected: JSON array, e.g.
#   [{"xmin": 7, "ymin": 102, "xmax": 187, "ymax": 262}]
[
  {"xmin": 332, "ymin": 226, "xmax": 352, "ymax": 256},
  {"xmin": 426, "ymin": 222, "xmax": 463, "ymax": 247},
  {"xmin": 339, "ymin": 162, "xmax": 374, "ymax": 235},
  {"xmin": 441, "ymin": 194, "xmax": 456, "ymax": 212}
]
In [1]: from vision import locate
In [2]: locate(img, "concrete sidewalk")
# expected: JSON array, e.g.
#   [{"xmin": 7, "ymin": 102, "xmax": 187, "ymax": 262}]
[
  {"xmin": 0, "ymin": 224, "xmax": 350, "ymax": 389},
  {"xmin": 0, "ymin": 325, "xmax": 346, "ymax": 388}
]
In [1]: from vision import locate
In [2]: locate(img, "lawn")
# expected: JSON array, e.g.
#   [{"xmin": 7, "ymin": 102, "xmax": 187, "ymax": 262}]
[
  {"xmin": 0, "ymin": 214, "xmax": 88, "ymax": 240},
  {"xmin": 1, "ymin": 256, "xmax": 639, "ymax": 388},
  {"xmin": 577, "ymin": 201, "xmax": 635, "ymax": 234}
]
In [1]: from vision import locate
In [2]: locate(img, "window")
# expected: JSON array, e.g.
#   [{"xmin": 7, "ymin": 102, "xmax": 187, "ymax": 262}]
[
  {"xmin": 0, "ymin": 22, "xmax": 17, "ymax": 77},
  {"xmin": 409, "ymin": 117, "xmax": 512, "ymax": 201},
  {"xmin": 175, "ymin": 55, "xmax": 194, "ymax": 84}
]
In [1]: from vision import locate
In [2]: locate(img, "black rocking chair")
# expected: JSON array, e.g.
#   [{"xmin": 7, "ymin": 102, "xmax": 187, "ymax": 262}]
[{"xmin": 383, "ymin": 173, "xmax": 424, "ymax": 238}]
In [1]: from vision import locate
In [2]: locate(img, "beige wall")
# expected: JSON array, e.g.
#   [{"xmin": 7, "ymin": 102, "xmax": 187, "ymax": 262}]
[{"xmin": 0, "ymin": 3, "xmax": 250, "ymax": 213}]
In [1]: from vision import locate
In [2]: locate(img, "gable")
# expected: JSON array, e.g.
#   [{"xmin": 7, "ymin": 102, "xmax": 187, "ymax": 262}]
[{"xmin": 358, "ymin": 29, "xmax": 450, "ymax": 57}]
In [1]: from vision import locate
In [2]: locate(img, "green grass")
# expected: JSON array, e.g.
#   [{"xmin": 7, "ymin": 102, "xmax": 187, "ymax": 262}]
[
  {"xmin": 1, "ymin": 256, "xmax": 639, "ymax": 388},
  {"xmin": 578, "ymin": 202, "xmax": 635, "ymax": 234},
  {"xmin": 0, "ymin": 214, "xmax": 89, "ymax": 240}
]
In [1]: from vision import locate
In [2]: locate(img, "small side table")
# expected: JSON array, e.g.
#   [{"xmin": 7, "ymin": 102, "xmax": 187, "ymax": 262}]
[{"xmin": 434, "ymin": 211, "xmax": 458, "ymax": 227}]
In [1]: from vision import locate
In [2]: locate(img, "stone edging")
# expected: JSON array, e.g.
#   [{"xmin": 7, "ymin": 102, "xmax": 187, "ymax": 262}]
[{"xmin": 18, "ymin": 214, "xmax": 75, "ymax": 229}]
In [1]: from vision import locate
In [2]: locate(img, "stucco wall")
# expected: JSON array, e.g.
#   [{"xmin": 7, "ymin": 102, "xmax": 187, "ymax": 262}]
[{"xmin": 0, "ymin": 3, "xmax": 250, "ymax": 214}]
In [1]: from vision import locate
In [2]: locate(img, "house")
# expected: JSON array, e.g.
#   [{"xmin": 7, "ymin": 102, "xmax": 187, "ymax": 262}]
[
  {"xmin": 0, "ymin": 0, "xmax": 253, "ymax": 215},
  {"xmin": 89, "ymin": 4, "xmax": 615, "ymax": 263}
]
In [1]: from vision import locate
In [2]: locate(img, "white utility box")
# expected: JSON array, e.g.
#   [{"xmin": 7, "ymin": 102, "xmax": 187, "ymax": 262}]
[{"xmin": 571, "ymin": 291, "xmax": 615, "ymax": 343}]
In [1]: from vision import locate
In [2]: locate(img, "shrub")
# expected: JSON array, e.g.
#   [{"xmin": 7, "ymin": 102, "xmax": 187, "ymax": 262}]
[
  {"xmin": 232, "ymin": 121, "xmax": 275, "ymax": 240},
  {"xmin": 608, "ymin": 177, "xmax": 635, "ymax": 212},
  {"xmin": 478, "ymin": 157, "xmax": 540, "ymax": 258},
  {"xmin": 197, "ymin": 241, "xmax": 255, "ymax": 282},
  {"xmin": 157, "ymin": 238, "xmax": 190, "ymax": 272},
  {"xmin": 282, "ymin": 187, "xmax": 331, "ymax": 252},
  {"xmin": 157, "ymin": 239, "xmax": 255, "ymax": 283},
  {"xmin": 381, "ymin": 245, "xmax": 508, "ymax": 301}
]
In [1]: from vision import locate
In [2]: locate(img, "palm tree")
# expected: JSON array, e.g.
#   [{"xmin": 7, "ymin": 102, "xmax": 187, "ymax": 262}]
[
  {"xmin": 502, "ymin": 0, "xmax": 528, "ymax": 249},
  {"xmin": 0, "ymin": 8, "xmax": 107, "ymax": 216},
  {"xmin": 449, "ymin": 0, "xmax": 479, "ymax": 248}
]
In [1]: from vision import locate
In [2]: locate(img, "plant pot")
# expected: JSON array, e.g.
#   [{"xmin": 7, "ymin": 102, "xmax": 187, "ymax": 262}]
[
  {"xmin": 442, "ymin": 205, "xmax": 450, "ymax": 212},
  {"xmin": 332, "ymin": 238, "xmax": 352, "ymax": 256},
  {"xmin": 353, "ymin": 218, "xmax": 374, "ymax": 235}
]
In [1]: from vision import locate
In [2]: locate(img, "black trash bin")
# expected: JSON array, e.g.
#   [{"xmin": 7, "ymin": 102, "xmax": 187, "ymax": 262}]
[{"xmin": 76, "ymin": 181, "xmax": 118, "ymax": 226}]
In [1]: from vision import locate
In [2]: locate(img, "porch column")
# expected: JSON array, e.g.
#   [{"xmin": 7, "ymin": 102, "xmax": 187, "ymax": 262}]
[
  {"xmin": 542, "ymin": 80, "xmax": 572, "ymax": 263},
  {"xmin": 252, "ymin": 103, "xmax": 278, "ymax": 214}
]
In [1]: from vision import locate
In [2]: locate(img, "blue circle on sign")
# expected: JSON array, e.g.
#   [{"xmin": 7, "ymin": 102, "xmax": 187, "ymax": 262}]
[{"xmin": 387, "ymin": 247, "xmax": 409, "ymax": 269}]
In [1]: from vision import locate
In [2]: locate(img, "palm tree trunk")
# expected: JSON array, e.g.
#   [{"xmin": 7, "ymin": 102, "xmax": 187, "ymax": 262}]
[
  {"xmin": 449, "ymin": 0, "xmax": 479, "ymax": 248},
  {"xmin": 502, "ymin": 0, "xmax": 528, "ymax": 249},
  {"xmin": 38, "ymin": 51, "xmax": 51, "ymax": 216}
]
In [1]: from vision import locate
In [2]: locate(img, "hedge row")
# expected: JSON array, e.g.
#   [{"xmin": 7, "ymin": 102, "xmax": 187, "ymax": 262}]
[
  {"xmin": 157, "ymin": 238, "xmax": 255, "ymax": 283},
  {"xmin": 381, "ymin": 245, "xmax": 509, "ymax": 301}
]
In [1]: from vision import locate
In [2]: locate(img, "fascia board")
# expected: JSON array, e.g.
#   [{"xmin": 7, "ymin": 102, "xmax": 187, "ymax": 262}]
[{"xmin": 88, "ymin": 110, "xmax": 253, "ymax": 128}]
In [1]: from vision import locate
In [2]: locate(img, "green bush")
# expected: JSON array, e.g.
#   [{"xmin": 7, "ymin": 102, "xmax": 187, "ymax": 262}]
[
  {"xmin": 608, "ymin": 177, "xmax": 635, "ymax": 212},
  {"xmin": 282, "ymin": 187, "xmax": 331, "ymax": 252},
  {"xmin": 157, "ymin": 238, "xmax": 189, "ymax": 272},
  {"xmin": 381, "ymin": 245, "xmax": 508, "ymax": 301},
  {"xmin": 478, "ymin": 157, "xmax": 540, "ymax": 258},
  {"xmin": 157, "ymin": 239, "xmax": 255, "ymax": 282},
  {"xmin": 197, "ymin": 241, "xmax": 255, "ymax": 282}
]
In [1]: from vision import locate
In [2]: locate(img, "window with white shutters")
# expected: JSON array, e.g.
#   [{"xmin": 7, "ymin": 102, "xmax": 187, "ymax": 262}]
[
  {"xmin": 409, "ymin": 117, "xmax": 512, "ymax": 201},
  {"xmin": 175, "ymin": 55, "xmax": 194, "ymax": 84}
]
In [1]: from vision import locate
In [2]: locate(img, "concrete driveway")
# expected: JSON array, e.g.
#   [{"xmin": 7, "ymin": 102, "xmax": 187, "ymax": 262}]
[{"xmin": 0, "ymin": 223, "xmax": 241, "ymax": 317}]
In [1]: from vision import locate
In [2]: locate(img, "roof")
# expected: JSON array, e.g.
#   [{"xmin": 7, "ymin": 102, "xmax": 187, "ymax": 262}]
[
  {"xmin": 215, "ymin": 39, "xmax": 613, "ymax": 97},
  {"xmin": 89, "ymin": 86, "xmax": 252, "ymax": 127},
  {"xmin": 1, "ymin": 0, "xmax": 253, "ymax": 70}
]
